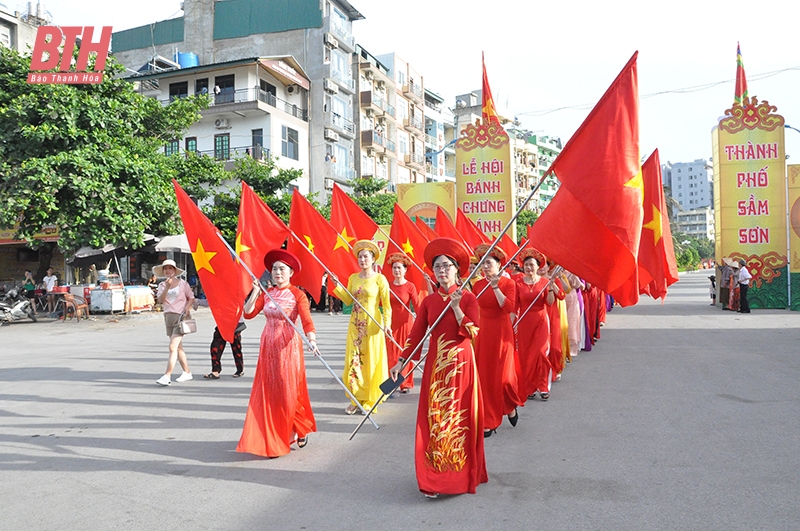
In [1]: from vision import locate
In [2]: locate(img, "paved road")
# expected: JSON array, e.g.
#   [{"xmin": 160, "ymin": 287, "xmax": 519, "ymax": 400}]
[{"xmin": 1, "ymin": 270, "xmax": 799, "ymax": 530}]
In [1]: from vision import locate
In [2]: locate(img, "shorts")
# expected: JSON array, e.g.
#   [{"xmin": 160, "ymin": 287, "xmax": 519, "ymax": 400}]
[{"xmin": 164, "ymin": 312, "xmax": 185, "ymax": 337}]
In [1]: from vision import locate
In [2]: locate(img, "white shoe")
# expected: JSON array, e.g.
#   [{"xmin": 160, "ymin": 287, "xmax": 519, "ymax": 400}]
[
  {"xmin": 156, "ymin": 374, "xmax": 171, "ymax": 386},
  {"xmin": 176, "ymin": 372, "xmax": 193, "ymax": 383}
]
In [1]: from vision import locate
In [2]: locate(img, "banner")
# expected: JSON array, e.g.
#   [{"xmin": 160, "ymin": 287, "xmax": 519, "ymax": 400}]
[
  {"xmin": 712, "ymin": 97, "xmax": 787, "ymax": 308},
  {"xmin": 397, "ymin": 182, "xmax": 456, "ymax": 224},
  {"xmin": 455, "ymin": 120, "xmax": 515, "ymax": 240},
  {"xmin": 788, "ymin": 165, "xmax": 800, "ymax": 310}
]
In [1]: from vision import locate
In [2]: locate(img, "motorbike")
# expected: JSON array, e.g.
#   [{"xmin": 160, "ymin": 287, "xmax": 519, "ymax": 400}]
[{"xmin": 0, "ymin": 287, "xmax": 38, "ymax": 324}]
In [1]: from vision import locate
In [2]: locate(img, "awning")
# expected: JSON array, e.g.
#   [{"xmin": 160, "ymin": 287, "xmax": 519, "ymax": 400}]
[
  {"xmin": 259, "ymin": 59, "xmax": 310, "ymax": 90},
  {"xmin": 66, "ymin": 234, "xmax": 157, "ymax": 268},
  {"xmin": 155, "ymin": 234, "xmax": 190, "ymax": 253}
]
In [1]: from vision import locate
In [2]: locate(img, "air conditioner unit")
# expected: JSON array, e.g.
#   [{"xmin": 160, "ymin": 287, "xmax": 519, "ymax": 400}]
[
  {"xmin": 376, "ymin": 80, "xmax": 385, "ymax": 90},
  {"xmin": 324, "ymin": 33, "xmax": 338, "ymax": 49},
  {"xmin": 366, "ymin": 148, "xmax": 375, "ymax": 157},
  {"xmin": 323, "ymin": 79, "xmax": 338, "ymax": 94},
  {"xmin": 365, "ymin": 70, "xmax": 374, "ymax": 81},
  {"xmin": 287, "ymin": 84, "xmax": 299, "ymax": 95},
  {"xmin": 214, "ymin": 118, "xmax": 229, "ymax": 129},
  {"xmin": 324, "ymin": 178, "xmax": 335, "ymax": 189},
  {"xmin": 365, "ymin": 108, "xmax": 374, "ymax": 118},
  {"xmin": 378, "ymin": 154, "xmax": 387, "ymax": 164},
  {"xmin": 377, "ymin": 117, "xmax": 386, "ymax": 126},
  {"xmin": 324, "ymin": 128, "xmax": 339, "ymax": 142}
]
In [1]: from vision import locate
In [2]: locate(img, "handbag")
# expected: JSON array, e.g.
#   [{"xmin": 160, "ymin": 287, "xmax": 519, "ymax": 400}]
[
  {"xmin": 234, "ymin": 321, "xmax": 247, "ymax": 334},
  {"xmin": 179, "ymin": 315, "xmax": 197, "ymax": 334}
]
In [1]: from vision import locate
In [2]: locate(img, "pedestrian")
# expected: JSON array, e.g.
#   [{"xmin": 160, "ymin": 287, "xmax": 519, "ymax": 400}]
[
  {"xmin": 204, "ymin": 318, "xmax": 245, "ymax": 379},
  {"xmin": 332, "ymin": 240, "xmax": 392, "ymax": 415},
  {"xmin": 385, "ymin": 252, "xmax": 419, "ymax": 394},
  {"xmin": 728, "ymin": 261, "xmax": 741, "ymax": 312},
  {"xmin": 708, "ymin": 275, "xmax": 717, "ymax": 306},
  {"xmin": 237, "ymin": 249, "xmax": 317, "ymax": 457},
  {"xmin": 472, "ymin": 243, "xmax": 522, "ymax": 436},
  {"xmin": 389, "ymin": 237, "xmax": 487, "ymax": 498},
  {"xmin": 737, "ymin": 260, "xmax": 752, "ymax": 313},
  {"xmin": 23, "ymin": 270, "xmax": 37, "ymax": 315},
  {"xmin": 154, "ymin": 259, "xmax": 196, "ymax": 386},
  {"xmin": 719, "ymin": 259, "xmax": 733, "ymax": 309},
  {"xmin": 42, "ymin": 267, "xmax": 58, "ymax": 314}
]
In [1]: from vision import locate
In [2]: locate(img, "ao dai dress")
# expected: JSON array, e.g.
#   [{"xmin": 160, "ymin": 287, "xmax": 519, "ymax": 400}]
[
  {"xmin": 515, "ymin": 276, "xmax": 552, "ymax": 398},
  {"xmin": 237, "ymin": 285, "xmax": 316, "ymax": 458},
  {"xmin": 334, "ymin": 273, "xmax": 392, "ymax": 410},
  {"xmin": 386, "ymin": 281, "xmax": 419, "ymax": 391}
]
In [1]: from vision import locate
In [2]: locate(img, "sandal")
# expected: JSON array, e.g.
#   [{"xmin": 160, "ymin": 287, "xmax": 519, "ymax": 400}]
[
  {"xmin": 297, "ymin": 436, "xmax": 308, "ymax": 448},
  {"xmin": 203, "ymin": 373, "xmax": 220, "ymax": 379},
  {"xmin": 540, "ymin": 392, "xmax": 550, "ymax": 401},
  {"xmin": 232, "ymin": 371, "xmax": 244, "ymax": 378},
  {"xmin": 345, "ymin": 404, "xmax": 358, "ymax": 415}
]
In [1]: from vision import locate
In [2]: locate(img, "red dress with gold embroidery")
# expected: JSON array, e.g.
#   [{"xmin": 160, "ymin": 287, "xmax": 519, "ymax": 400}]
[
  {"xmin": 474, "ymin": 276, "xmax": 523, "ymax": 429},
  {"xmin": 237, "ymin": 286, "xmax": 316, "ymax": 458},
  {"xmin": 403, "ymin": 285, "xmax": 487, "ymax": 495},
  {"xmin": 515, "ymin": 276, "xmax": 552, "ymax": 397},
  {"xmin": 387, "ymin": 281, "xmax": 419, "ymax": 390}
]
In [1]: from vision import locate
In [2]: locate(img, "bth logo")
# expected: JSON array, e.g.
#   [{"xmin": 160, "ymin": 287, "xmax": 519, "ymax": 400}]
[{"xmin": 27, "ymin": 26, "xmax": 112, "ymax": 85}]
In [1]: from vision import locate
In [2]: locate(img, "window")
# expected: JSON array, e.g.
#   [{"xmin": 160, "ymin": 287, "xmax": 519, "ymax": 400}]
[
  {"xmin": 260, "ymin": 80, "xmax": 276, "ymax": 105},
  {"xmin": 214, "ymin": 133, "xmax": 230, "ymax": 160},
  {"xmin": 164, "ymin": 139, "xmax": 179, "ymax": 155},
  {"xmin": 195, "ymin": 78, "xmax": 209, "ymax": 95},
  {"xmin": 398, "ymin": 69, "xmax": 406, "ymax": 86},
  {"xmin": 185, "ymin": 137, "xmax": 197, "ymax": 153},
  {"xmin": 169, "ymin": 81, "xmax": 188, "ymax": 101},
  {"xmin": 251, "ymin": 129, "xmax": 264, "ymax": 159},
  {"xmin": 281, "ymin": 126, "xmax": 299, "ymax": 160},
  {"xmin": 214, "ymin": 74, "xmax": 235, "ymax": 104}
]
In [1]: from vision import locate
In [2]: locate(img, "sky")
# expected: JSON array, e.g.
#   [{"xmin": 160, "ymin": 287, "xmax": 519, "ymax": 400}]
[{"xmin": 29, "ymin": 0, "xmax": 800, "ymax": 166}]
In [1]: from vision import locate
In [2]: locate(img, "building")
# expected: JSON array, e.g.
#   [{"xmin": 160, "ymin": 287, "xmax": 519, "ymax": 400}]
[
  {"xmin": 0, "ymin": 1, "xmax": 46, "ymax": 52},
  {"xmin": 111, "ymin": 0, "xmax": 365, "ymax": 195},
  {"xmin": 125, "ymin": 56, "xmax": 312, "ymax": 193},
  {"xmin": 661, "ymin": 159, "xmax": 713, "ymax": 212},
  {"xmin": 423, "ymin": 89, "xmax": 456, "ymax": 182},
  {"xmin": 674, "ymin": 206, "xmax": 715, "ymax": 240}
]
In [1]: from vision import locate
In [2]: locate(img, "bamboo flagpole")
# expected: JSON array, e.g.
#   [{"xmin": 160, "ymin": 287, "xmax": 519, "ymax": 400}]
[
  {"xmin": 349, "ymin": 168, "xmax": 556, "ymax": 440},
  {"xmin": 216, "ymin": 233, "xmax": 380, "ymax": 429}
]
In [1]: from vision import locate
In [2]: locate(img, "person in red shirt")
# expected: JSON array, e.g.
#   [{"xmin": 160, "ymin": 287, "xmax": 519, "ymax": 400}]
[{"xmin": 385, "ymin": 253, "xmax": 420, "ymax": 393}]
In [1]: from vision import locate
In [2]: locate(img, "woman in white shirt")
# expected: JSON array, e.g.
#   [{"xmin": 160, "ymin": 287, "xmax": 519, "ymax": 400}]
[
  {"xmin": 154, "ymin": 260, "xmax": 196, "ymax": 386},
  {"xmin": 737, "ymin": 260, "xmax": 752, "ymax": 313}
]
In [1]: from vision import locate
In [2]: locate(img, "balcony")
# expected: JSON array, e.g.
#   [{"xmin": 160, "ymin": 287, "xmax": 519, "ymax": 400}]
[
  {"xmin": 178, "ymin": 87, "xmax": 308, "ymax": 121},
  {"xmin": 328, "ymin": 65, "xmax": 355, "ymax": 93},
  {"xmin": 326, "ymin": 18, "xmax": 356, "ymax": 52},
  {"xmin": 326, "ymin": 112, "xmax": 355, "ymax": 138},
  {"xmin": 360, "ymin": 91, "xmax": 387, "ymax": 115},
  {"xmin": 195, "ymin": 144, "xmax": 272, "ymax": 170},
  {"xmin": 404, "ymin": 151, "xmax": 425, "ymax": 170},
  {"xmin": 326, "ymin": 163, "xmax": 356, "ymax": 181},
  {"xmin": 424, "ymin": 133, "xmax": 437, "ymax": 148},
  {"xmin": 403, "ymin": 115, "xmax": 424, "ymax": 135},
  {"xmin": 402, "ymin": 81, "xmax": 423, "ymax": 104},
  {"xmin": 361, "ymin": 130, "xmax": 387, "ymax": 153}
]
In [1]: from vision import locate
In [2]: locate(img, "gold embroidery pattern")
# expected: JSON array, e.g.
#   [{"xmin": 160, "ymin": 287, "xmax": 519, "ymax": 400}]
[
  {"xmin": 426, "ymin": 335, "xmax": 468, "ymax": 473},
  {"xmin": 348, "ymin": 284, "xmax": 368, "ymax": 392}
]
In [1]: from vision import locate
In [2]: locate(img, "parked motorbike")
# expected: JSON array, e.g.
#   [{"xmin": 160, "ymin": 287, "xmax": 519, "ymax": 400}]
[{"xmin": 0, "ymin": 287, "xmax": 37, "ymax": 323}]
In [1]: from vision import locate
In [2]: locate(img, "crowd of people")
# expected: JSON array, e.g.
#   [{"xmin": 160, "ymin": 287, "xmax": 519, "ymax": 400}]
[
  {"xmin": 714, "ymin": 257, "xmax": 752, "ymax": 313},
  {"xmin": 148, "ymin": 236, "xmax": 611, "ymax": 499}
]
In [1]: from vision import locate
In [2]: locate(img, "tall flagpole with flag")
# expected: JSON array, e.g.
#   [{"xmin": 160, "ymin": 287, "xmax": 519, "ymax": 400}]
[
  {"xmin": 735, "ymin": 42, "xmax": 748, "ymax": 105},
  {"xmin": 482, "ymin": 51, "xmax": 502, "ymax": 127}
]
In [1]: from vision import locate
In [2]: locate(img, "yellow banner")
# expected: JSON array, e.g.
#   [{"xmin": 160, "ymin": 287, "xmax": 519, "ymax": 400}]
[
  {"xmin": 397, "ymin": 182, "xmax": 456, "ymax": 224},
  {"xmin": 712, "ymin": 97, "xmax": 787, "ymax": 308},
  {"xmin": 455, "ymin": 121, "xmax": 515, "ymax": 240},
  {"xmin": 373, "ymin": 224, "xmax": 390, "ymax": 267}
]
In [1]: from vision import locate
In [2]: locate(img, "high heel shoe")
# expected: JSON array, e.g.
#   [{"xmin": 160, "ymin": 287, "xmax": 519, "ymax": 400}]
[
  {"xmin": 297, "ymin": 436, "xmax": 308, "ymax": 448},
  {"xmin": 483, "ymin": 429, "xmax": 497, "ymax": 438},
  {"xmin": 508, "ymin": 408, "xmax": 518, "ymax": 427}
]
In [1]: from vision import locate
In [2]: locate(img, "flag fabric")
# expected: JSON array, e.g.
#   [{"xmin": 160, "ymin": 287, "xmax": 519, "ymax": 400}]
[
  {"xmin": 331, "ymin": 183, "xmax": 380, "ymax": 241},
  {"xmin": 637, "ymin": 149, "xmax": 679, "ymax": 300},
  {"xmin": 236, "ymin": 182, "xmax": 290, "ymax": 299},
  {"xmin": 527, "ymin": 52, "xmax": 643, "ymax": 307},
  {"xmin": 493, "ymin": 232, "xmax": 518, "ymax": 262},
  {"xmin": 735, "ymin": 42, "xmax": 748, "ymax": 105},
  {"xmin": 482, "ymin": 52, "xmax": 501, "ymax": 127},
  {"xmin": 386, "ymin": 203, "xmax": 430, "ymax": 292},
  {"xmin": 435, "ymin": 206, "xmax": 471, "ymax": 250},
  {"xmin": 456, "ymin": 208, "xmax": 489, "ymax": 249},
  {"xmin": 173, "ymin": 179, "xmax": 243, "ymax": 343},
  {"xmin": 287, "ymin": 188, "xmax": 358, "ymax": 303},
  {"xmin": 415, "ymin": 217, "xmax": 438, "ymax": 242}
]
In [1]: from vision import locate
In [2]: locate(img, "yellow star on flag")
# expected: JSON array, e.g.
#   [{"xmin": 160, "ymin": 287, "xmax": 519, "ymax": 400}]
[
  {"xmin": 624, "ymin": 168, "xmax": 645, "ymax": 207},
  {"xmin": 235, "ymin": 232, "xmax": 251, "ymax": 261},
  {"xmin": 642, "ymin": 205, "xmax": 663, "ymax": 245},
  {"xmin": 333, "ymin": 227, "xmax": 356, "ymax": 252},
  {"xmin": 304, "ymin": 235, "xmax": 315, "ymax": 254},
  {"xmin": 192, "ymin": 238, "xmax": 217, "ymax": 274},
  {"xmin": 401, "ymin": 238, "xmax": 414, "ymax": 258}
]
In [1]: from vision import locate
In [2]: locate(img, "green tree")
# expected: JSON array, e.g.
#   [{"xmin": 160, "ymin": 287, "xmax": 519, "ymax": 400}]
[
  {"xmin": 0, "ymin": 46, "xmax": 222, "ymax": 276},
  {"xmin": 347, "ymin": 176, "xmax": 396, "ymax": 225},
  {"xmin": 516, "ymin": 209, "xmax": 538, "ymax": 239}
]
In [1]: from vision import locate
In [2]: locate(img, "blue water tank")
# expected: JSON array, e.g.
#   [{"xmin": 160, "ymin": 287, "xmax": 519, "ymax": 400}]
[{"xmin": 176, "ymin": 52, "xmax": 199, "ymax": 69}]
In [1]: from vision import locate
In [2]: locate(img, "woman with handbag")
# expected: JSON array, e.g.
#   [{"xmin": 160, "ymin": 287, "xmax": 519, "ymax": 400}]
[
  {"xmin": 154, "ymin": 259, "xmax": 196, "ymax": 386},
  {"xmin": 237, "ymin": 249, "xmax": 317, "ymax": 457}
]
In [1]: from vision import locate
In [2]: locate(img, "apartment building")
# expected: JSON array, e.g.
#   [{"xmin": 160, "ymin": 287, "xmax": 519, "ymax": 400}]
[
  {"xmin": 111, "ymin": 0, "xmax": 364, "ymax": 195},
  {"xmin": 661, "ymin": 159, "xmax": 713, "ymax": 212},
  {"xmin": 674, "ymin": 207, "xmax": 715, "ymax": 240},
  {"xmin": 0, "ymin": 2, "xmax": 43, "ymax": 51},
  {"xmin": 424, "ymin": 89, "xmax": 456, "ymax": 182}
]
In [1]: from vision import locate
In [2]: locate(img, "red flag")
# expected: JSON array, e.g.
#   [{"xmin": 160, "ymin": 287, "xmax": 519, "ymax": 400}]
[
  {"xmin": 527, "ymin": 52, "xmax": 642, "ymax": 306},
  {"xmin": 638, "ymin": 149, "xmax": 679, "ymax": 299},
  {"xmin": 456, "ymin": 208, "xmax": 489, "ymax": 249},
  {"xmin": 386, "ymin": 203, "xmax": 430, "ymax": 292},
  {"xmin": 434, "ymin": 206, "xmax": 470, "ymax": 250},
  {"xmin": 173, "ymin": 180, "xmax": 243, "ymax": 343},
  {"xmin": 331, "ymin": 183, "xmax": 379, "ymax": 241},
  {"xmin": 236, "ymin": 182, "xmax": 290, "ymax": 298},
  {"xmin": 415, "ymin": 217, "xmax": 438, "ymax": 242},
  {"xmin": 735, "ymin": 42, "xmax": 748, "ymax": 105},
  {"xmin": 492, "ymin": 232, "xmax": 518, "ymax": 261},
  {"xmin": 482, "ymin": 52, "xmax": 502, "ymax": 127},
  {"xmin": 287, "ymin": 188, "xmax": 358, "ymax": 302}
]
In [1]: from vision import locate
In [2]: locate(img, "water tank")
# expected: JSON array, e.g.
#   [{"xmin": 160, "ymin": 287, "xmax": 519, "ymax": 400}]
[{"xmin": 176, "ymin": 52, "xmax": 199, "ymax": 69}]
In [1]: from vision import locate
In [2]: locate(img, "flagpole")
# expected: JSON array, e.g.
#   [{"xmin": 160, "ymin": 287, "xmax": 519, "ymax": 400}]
[
  {"xmin": 288, "ymin": 229, "xmax": 406, "ymax": 352},
  {"xmin": 216, "ymin": 233, "xmax": 380, "ymax": 429},
  {"xmin": 513, "ymin": 265, "xmax": 564, "ymax": 331},
  {"xmin": 472, "ymin": 239, "xmax": 531, "ymax": 301},
  {"xmin": 350, "ymin": 164, "xmax": 556, "ymax": 439},
  {"xmin": 375, "ymin": 225, "xmax": 437, "ymax": 287}
]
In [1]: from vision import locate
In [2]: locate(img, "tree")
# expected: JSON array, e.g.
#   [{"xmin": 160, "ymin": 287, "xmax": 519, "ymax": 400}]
[
  {"xmin": 347, "ymin": 176, "xmax": 396, "ymax": 225},
  {"xmin": 0, "ymin": 46, "xmax": 223, "ymax": 277},
  {"xmin": 516, "ymin": 209, "xmax": 538, "ymax": 239}
]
